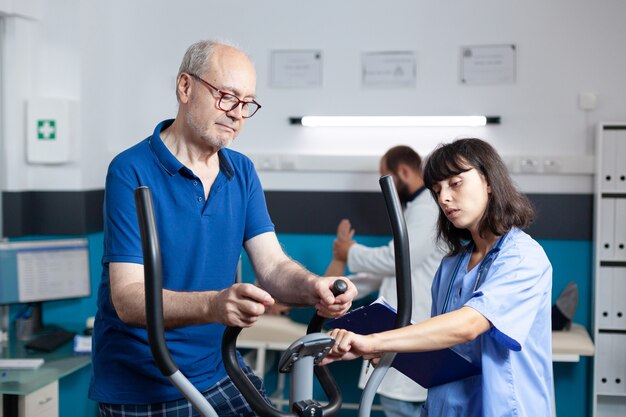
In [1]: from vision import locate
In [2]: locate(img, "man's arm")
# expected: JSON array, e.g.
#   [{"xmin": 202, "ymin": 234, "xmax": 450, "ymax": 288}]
[
  {"xmin": 109, "ymin": 262, "xmax": 275, "ymax": 329},
  {"xmin": 326, "ymin": 219, "xmax": 385, "ymax": 298},
  {"xmin": 332, "ymin": 217, "xmax": 395, "ymax": 277},
  {"xmin": 325, "ymin": 218, "xmax": 354, "ymax": 276},
  {"xmin": 245, "ymin": 232, "xmax": 357, "ymax": 318},
  {"xmin": 324, "ymin": 258, "xmax": 347, "ymax": 277},
  {"xmin": 344, "ymin": 241, "xmax": 396, "ymax": 276}
]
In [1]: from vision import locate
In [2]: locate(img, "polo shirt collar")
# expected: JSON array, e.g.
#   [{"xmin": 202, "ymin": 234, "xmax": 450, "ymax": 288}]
[
  {"xmin": 149, "ymin": 119, "xmax": 234, "ymax": 179},
  {"xmin": 218, "ymin": 151, "xmax": 235, "ymax": 179}
]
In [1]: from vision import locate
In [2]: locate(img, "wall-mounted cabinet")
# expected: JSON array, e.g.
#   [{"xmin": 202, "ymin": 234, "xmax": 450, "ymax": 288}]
[{"xmin": 593, "ymin": 123, "xmax": 626, "ymax": 416}]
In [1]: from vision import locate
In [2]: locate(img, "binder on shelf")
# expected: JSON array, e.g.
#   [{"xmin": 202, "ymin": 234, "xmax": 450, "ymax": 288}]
[{"xmin": 327, "ymin": 297, "xmax": 481, "ymax": 388}]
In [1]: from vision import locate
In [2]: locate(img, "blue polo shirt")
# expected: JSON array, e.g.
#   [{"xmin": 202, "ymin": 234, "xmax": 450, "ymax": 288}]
[{"xmin": 89, "ymin": 119, "xmax": 275, "ymax": 404}]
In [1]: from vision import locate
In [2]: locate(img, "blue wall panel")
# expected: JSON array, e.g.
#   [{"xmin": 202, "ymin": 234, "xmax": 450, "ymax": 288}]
[{"xmin": 541, "ymin": 239, "xmax": 593, "ymax": 417}]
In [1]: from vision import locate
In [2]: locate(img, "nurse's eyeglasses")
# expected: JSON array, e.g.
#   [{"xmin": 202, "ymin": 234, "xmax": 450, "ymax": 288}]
[{"xmin": 188, "ymin": 73, "xmax": 262, "ymax": 119}]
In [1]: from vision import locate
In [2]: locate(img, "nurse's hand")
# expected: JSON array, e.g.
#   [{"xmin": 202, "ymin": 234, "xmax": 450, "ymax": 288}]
[{"xmin": 320, "ymin": 328, "xmax": 380, "ymax": 365}]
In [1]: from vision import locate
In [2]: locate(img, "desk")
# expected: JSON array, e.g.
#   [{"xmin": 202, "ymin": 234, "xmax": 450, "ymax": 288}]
[
  {"xmin": 552, "ymin": 323, "xmax": 595, "ymax": 362},
  {"xmin": 551, "ymin": 323, "xmax": 595, "ymax": 417},
  {"xmin": 0, "ymin": 336, "xmax": 91, "ymax": 417}
]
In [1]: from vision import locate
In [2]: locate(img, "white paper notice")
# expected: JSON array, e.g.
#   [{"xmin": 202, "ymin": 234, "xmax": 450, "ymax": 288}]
[
  {"xmin": 362, "ymin": 51, "xmax": 416, "ymax": 88},
  {"xmin": 460, "ymin": 44, "xmax": 517, "ymax": 85},
  {"xmin": 270, "ymin": 50, "xmax": 323, "ymax": 89}
]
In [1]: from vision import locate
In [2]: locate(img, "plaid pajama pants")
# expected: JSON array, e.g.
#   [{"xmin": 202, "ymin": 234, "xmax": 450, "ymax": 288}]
[{"xmin": 98, "ymin": 365, "xmax": 269, "ymax": 417}]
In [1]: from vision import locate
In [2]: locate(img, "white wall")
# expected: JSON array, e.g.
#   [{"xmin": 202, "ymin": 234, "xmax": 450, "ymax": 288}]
[
  {"xmin": 2, "ymin": 0, "xmax": 625, "ymax": 193},
  {"xmin": 1, "ymin": 0, "xmax": 86, "ymax": 191}
]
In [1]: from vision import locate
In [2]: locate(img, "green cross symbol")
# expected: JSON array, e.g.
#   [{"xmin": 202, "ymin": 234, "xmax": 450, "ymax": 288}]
[{"xmin": 37, "ymin": 119, "xmax": 56, "ymax": 140}]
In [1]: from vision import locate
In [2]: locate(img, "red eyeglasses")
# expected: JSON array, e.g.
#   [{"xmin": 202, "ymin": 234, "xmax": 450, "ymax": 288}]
[{"xmin": 189, "ymin": 73, "xmax": 261, "ymax": 119}]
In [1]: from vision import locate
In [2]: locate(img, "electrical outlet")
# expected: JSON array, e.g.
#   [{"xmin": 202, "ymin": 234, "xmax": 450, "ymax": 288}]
[
  {"xmin": 519, "ymin": 158, "xmax": 539, "ymax": 173},
  {"xmin": 254, "ymin": 155, "xmax": 278, "ymax": 170},
  {"xmin": 502, "ymin": 157, "xmax": 518, "ymax": 173},
  {"xmin": 543, "ymin": 159, "xmax": 561, "ymax": 173},
  {"xmin": 279, "ymin": 156, "xmax": 297, "ymax": 170},
  {"xmin": 578, "ymin": 92, "xmax": 598, "ymax": 111}
]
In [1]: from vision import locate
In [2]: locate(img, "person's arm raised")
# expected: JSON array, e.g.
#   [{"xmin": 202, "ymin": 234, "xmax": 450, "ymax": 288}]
[{"xmin": 324, "ymin": 219, "xmax": 355, "ymax": 276}]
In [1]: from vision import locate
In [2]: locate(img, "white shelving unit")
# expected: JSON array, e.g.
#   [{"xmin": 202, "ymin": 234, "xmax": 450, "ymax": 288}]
[{"xmin": 593, "ymin": 122, "xmax": 626, "ymax": 416}]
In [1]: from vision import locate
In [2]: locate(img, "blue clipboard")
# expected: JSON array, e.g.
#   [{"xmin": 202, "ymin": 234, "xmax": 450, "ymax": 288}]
[{"xmin": 327, "ymin": 297, "xmax": 481, "ymax": 388}]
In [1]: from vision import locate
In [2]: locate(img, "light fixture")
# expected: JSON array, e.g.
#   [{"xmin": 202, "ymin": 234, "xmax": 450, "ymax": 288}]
[{"xmin": 289, "ymin": 116, "xmax": 500, "ymax": 127}]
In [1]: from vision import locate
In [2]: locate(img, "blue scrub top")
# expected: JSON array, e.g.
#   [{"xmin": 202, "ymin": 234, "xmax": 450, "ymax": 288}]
[
  {"xmin": 89, "ymin": 120, "xmax": 275, "ymax": 404},
  {"xmin": 423, "ymin": 227, "xmax": 553, "ymax": 417}
]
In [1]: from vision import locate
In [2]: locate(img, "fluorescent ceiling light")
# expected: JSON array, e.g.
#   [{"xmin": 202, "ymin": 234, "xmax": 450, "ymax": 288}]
[{"xmin": 290, "ymin": 116, "xmax": 500, "ymax": 127}]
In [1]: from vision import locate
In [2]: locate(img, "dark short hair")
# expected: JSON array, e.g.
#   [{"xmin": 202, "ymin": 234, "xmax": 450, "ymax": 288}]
[
  {"xmin": 383, "ymin": 145, "xmax": 422, "ymax": 174},
  {"xmin": 423, "ymin": 138, "xmax": 535, "ymax": 254}
]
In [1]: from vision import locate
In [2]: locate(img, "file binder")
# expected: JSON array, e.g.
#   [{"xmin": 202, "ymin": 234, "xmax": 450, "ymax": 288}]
[{"xmin": 327, "ymin": 297, "xmax": 481, "ymax": 388}]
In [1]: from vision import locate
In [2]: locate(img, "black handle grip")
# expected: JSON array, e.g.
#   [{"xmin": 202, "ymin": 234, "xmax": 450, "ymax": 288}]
[
  {"xmin": 300, "ymin": 279, "xmax": 348, "ymax": 417},
  {"xmin": 134, "ymin": 186, "xmax": 178, "ymax": 377},
  {"xmin": 307, "ymin": 279, "xmax": 348, "ymax": 334},
  {"xmin": 223, "ymin": 280, "xmax": 347, "ymax": 417},
  {"xmin": 222, "ymin": 327, "xmax": 294, "ymax": 417},
  {"xmin": 331, "ymin": 279, "xmax": 348, "ymax": 296},
  {"xmin": 313, "ymin": 364, "xmax": 342, "ymax": 417}
]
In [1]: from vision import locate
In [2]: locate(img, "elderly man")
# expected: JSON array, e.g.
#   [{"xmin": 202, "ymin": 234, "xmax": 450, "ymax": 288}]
[{"xmin": 89, "ymin": 40, "xmax": 356, "ymax": 417}]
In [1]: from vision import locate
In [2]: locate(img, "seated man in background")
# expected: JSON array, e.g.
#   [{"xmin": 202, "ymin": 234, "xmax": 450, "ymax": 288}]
[{"xmin": 325, "ymin": 145, "xmax": 446, "ymax": 417}]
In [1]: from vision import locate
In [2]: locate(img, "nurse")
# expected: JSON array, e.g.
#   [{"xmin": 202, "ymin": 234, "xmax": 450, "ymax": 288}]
[{"xmin": 325, "ymin": 138, "xmax": 553, "ymax": 417}]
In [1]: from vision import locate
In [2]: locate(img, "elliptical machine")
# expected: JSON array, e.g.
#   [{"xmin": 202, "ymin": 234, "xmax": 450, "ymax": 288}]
[{"xmin": 135, "ymin": 175, "xmax": 413, "ymax": 417}]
